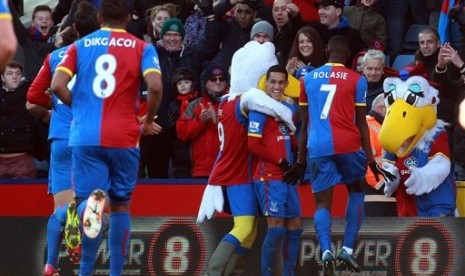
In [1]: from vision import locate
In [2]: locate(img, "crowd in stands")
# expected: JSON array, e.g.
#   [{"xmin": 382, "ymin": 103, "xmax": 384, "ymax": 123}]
[{"xmin": 1, "ymin": 0, "xmax": 464, "ymax": 184}]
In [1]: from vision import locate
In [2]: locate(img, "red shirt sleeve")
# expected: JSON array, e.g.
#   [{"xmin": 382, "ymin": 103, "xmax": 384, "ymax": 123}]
[{"xmin": 27, "ymin": 54, "xmax": 52, "ymax": 107}]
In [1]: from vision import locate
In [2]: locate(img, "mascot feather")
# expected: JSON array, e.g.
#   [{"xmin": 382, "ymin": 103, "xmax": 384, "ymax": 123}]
[
  {"xmin": 379, "ymin": 66, "xmax": 456, "ymax": 217},
  {"xmin": 197, "ymin": 41, "xmax": 296, "ymax": 223}
]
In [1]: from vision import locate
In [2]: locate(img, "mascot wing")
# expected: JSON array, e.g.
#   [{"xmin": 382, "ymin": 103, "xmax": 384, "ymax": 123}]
[
  {"xmin": 197, "ymin": 185, "xmax": 224, "ymax": 223},
  {"xmin": 240, "ymin": 88, "xmax": 296, "ymax": 132}
]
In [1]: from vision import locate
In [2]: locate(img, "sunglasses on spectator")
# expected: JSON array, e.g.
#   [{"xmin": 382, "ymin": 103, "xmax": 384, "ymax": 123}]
[{"xmin": 209, "ymin": 76, "xmax": 226, "ymax": 82}]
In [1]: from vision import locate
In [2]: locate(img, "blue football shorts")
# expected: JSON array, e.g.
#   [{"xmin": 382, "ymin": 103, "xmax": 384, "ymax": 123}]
[
  {"xmin": 48, "ymin": 139, "xmax": 72, "ymax": 195},
  {"xmin": 308, "ymin": 150, "xmax": 367, "ymax": 193},
  {"xmin": 226, "ymin": 183, "xmax": 259, "ymax": 216},
  {"xmin": 254, "ymin": 180, "xmax": 301, "ymax": 218},
  {"xmin": 72, "ymin": 146, "xmax": 140, "ymax": 204}
]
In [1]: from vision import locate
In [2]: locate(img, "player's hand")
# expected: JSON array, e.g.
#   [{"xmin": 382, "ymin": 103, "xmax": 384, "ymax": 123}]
[
  {"xmin": 368, "ymin": 162, "xmax": 396, "ymax": 182},
  {"xmin": 141, "ymin": 121, "xmax": 162, "ymax": 136},
  {"xmin": 283, "ymin": 162, "xmax": 306, "ymax": 185},
  {"xmin": 278, "ymin": 158, "xmax": 291, "ymax": 172}
]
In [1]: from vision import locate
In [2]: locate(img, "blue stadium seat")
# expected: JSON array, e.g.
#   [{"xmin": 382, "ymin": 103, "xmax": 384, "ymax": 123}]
[{"xmin": 392, "ymin": 55, "xmax": 415, "ymax": 70}]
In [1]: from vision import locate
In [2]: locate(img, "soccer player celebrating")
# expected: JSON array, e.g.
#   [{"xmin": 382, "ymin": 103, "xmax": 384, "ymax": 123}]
[
  {"xmin": 248, "ymin": 64, "xmax": 302, "ymax": 276},
  {"xmin": 284, "ymin": 35, "xmax": 386, "ymax": 275},
  {"xmin": 27, "ymin": 2, "xmax": 100, "ymax": 275},
  {"xmin": 51, "ymin": 0, "xmax": 163, "ymax": 274}
]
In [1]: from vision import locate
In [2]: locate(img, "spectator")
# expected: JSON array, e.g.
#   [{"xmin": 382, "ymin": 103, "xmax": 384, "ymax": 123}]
[
  {"xmin": 415, "ymin": 27, "xmax": 456, "ymax": 142},
  {"xmin": 170, "ymin": 67, "xmax": 200, "ymax": 178},
  {"xmin": 264, "ymin": 0, "xmax": 320, "ymax": 23},
  {"xmin": 343, "ymin": 0, "xmax": 386, "ymax": 49},
  {"xmin": 362, "ymin": 49, "xmax": 385, "ymax": 111},
  {"xmin": 364, "ymin": 94, "xmax": 397, "ymax": 216},
  {"xmin": 145, "ymin": 3, "xmax": 178, "ymax": 43},
  {"xmin": 177, "ymin": 62, "xmax": 228, "ymax": 178},
  {"xmin": 139, "ymin": 17, "xmax": 198, "ymax": 178},
  {"xmin": 272, "ymin": 0, "xmax": 303, "ymax": 64},
  {"xmin": 8, "ymin": 1, "xmax": 57, "ymax": 81},
  {"xmin": 0, "ymin": 61, "xmax": 38, "ymax": 178},
  {"xmin": 433, "ymin": 42, "xmax": 465, "ymax": 181},
  {"xmin": 286, "ymin": 26, "xmax": 325, "ymax": 78},
  {"xmin": 311, "ymin": 0, "xmax": 366, "ymax": 67},
  {"xmin": 250, "ymin": 20, "xmax": 274, "ymax": 43},
  {"xmin": 351, "ymin": 50, "xmax": 366, "ymax": 73},
  {"xmin": 196, "ymin": 0, "xmax": 274, "ymax": 70},
  {"xmin": 0, "ymin": 0, "xmax": 17, "ymax": 70}
]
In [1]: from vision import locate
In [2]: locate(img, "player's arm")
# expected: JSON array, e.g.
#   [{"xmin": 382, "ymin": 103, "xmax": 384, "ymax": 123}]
[
  {"xmin": 248, "ymin": 111, "xmax": 282, "ymax": 165},
  {"xmin": 142, "ymin": 71, "xmax": 162, "ymax": 134},
  {"xmin": 27, "ymin": 55, "xmax": 53, "ymax": 108},
  {"xmin": 355, "ymin": 105, "xmax": 374, "ymax": 163},
  {"xmin": 51, "ymin": 69, "xmax": 72, "ymax": 105}
]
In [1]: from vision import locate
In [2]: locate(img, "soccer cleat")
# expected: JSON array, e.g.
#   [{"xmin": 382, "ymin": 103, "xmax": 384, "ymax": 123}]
[
  {"xmin": 64, "ymin": 202, "xmax": 81, "ymax": 249},
  {"xmin": 322, "ymin": 251, "xmax": 336, "ymax": 276},
  {"xmin": 68, "ymin": 244, "xmax": 81, "ymax": 264},
  {"xmin": 336, "ymin": 248, "xmax": 361, "ymax": 272},
  {"xmin": 83, "ymin": 189, "xmax": 106, "ymax": 239},
  {"xmin": 43, "ymin": 264, "xmax": 60, "ymax": 276}
]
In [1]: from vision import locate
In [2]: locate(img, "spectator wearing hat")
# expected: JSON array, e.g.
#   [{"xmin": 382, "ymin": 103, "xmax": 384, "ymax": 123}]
[
  {"xmin": 195, "ymin": 0, "xmax": 274, "ymax": 70},
  {"xmin": 170, "ymin": 67, "xmax": 200, "ymax": 178},
  {"xmin": 310, "ymin": 0, "xmax": 366, "ymax": 67},
  {"xmin": 250, "ymin": 20, "xmax": 274, "ymax": 43},
  {"xmin": 139, "ymin": 17, "xmax": 200, "ymax": 178},
  {"xmin": 177, "ymin": 62, "xmax": 229, "ymax": 178},
  {"xmin": 271, "ymin": 0, "xmax": 304, "ymax": 65}
]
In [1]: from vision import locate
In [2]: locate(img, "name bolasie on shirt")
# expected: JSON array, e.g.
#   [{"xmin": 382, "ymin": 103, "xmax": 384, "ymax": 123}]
[
  {"xmin": 313, "ymin": 71, "xmax": 348, "ymax": 80},
  {"xmin": 83, "ymin": 37, "xmax": 136, "ymax": 48}
]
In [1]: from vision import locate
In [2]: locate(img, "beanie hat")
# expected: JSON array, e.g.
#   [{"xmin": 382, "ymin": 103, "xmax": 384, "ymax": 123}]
[
  {"xmin": 172, "ymin": 67, "xmax": 195, "ymax": 85},
  {"xmin": 200, "ymin": 62, "xmax": 228, "ymax": 89},
  {"xmin": 250, "ymin": 20, "xmax": 274, "ymax": 41},
  {"xmin": 160, "ymin": 17, "xmax": 185, "ymax": 38}
]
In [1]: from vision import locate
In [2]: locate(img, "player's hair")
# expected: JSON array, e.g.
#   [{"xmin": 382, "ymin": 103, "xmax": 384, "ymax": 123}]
[
  {"xmin": 32, "ymin": 5, "xmax": 52, "ymax": 20},
  {"xmin": 419, "ymin": 27, "xmax": 440, "ymax": 42},
  {"xmin": 266, "ymin": 64, "xmax": 288, "ymax": 81},
  {"xmin": 99, "ymin": 0, "xmax": 131, "ymax": 25},
  {"xmin": 363, "ymin": 49, "xmax": 385, "ymax": 66},
  {"xmin": 327, "ymin": 35, "xmax": 351, "ymax": 64},
  {"xmin": 74, "ymin": 1, "xmax": 100, "ymax": 37}
]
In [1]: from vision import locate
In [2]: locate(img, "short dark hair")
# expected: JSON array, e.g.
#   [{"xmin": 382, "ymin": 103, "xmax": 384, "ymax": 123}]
[
  {"xmin": 419, "ymin": 27, "xmax": 440, "ymax": 42},
  {"xmin": 2, "ymin": 60, "xmax": 23, "ymax": 74},
  {"xmin": 32, "ymin": 5, "xmax": 52, "ymax": 20},
  {"xmin": 266, "ymin": 64, "xmax": 288, "ymax": 81},
  {"xmin": 327, "ymin": 35, "xmax": 350, "ymax": 64},
  {"xmin": 99, "ymin": 0, "xmax": 131, "ymax": 24},
  {"xmin": 75, "ymin": 1, "xmax": 100, "ymax": 37}
]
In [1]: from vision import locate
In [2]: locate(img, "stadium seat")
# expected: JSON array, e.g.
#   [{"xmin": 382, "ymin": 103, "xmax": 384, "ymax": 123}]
[
  {"xmin": 402, "ymin": 24, "xmax": 430, "ymax": 53},
  {"xmin": 392, "ymin": 54, "xmax": 415, "ymax": 70}
]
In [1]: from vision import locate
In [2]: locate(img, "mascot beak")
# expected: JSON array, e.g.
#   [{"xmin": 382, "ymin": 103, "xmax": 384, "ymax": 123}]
[{"xmin": 379, "ymin": 99, "xmax": 437, "ymax": 157}]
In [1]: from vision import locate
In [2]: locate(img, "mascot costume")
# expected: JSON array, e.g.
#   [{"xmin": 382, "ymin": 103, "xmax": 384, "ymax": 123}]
[
  {"xmin": 379, "ymin": 67, "xmax": 456, "ymax": 217},
  {"xmin": 196, "ymin": 41, "xmax": 296, "ymax": 275}
]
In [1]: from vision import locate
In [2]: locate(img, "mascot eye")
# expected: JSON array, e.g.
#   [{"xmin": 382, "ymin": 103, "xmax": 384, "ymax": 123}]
[
  {"xmin": 384, "ymin": 84, "xmax": 396, "ymax": 106},
  {"xmin": 404, "ymin": 84, "xmax": 424, "ymax": 106}
]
